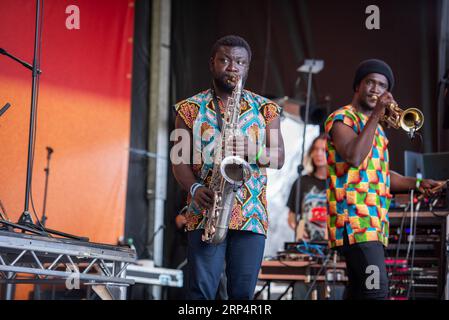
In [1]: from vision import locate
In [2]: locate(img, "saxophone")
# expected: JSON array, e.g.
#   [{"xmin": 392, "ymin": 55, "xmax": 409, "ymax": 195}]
[{"xmin": 201, "ymin": 76, "xmax": 252, "ymax": 244}]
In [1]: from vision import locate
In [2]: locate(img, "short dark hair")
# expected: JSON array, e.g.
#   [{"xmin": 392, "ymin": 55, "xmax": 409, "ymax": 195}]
[{"xmin": 210, "ymin": 35, "xmax": 252, "ymax": 62}]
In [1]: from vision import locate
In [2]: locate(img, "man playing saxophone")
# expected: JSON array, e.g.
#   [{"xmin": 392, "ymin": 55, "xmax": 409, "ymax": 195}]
[
  {"xmin": 172, "ymin": 35, "xmax": 285, "ymax": 300},
  {"xmin": 325, "ymin": 59, "xmax": 443, "ymax": 299}
]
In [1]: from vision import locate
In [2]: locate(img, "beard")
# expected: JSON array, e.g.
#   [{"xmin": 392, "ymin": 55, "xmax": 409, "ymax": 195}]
[
  {"xmin": 214, "ymin": 76, "xmax": 235, "ymax": 93},
  {"xmin": 213, "ymin": 73, "xmax": 248, "ymax": 93},
  {"xmin": 358, "ymin": 95, "xmax": 375, "ymax": 113}
]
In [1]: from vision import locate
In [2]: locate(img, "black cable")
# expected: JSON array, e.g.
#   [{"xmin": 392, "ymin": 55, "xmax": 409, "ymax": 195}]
[
  {"xmin": 410, "ymin": 205, "xmax": 419, "ymax": 299},
  {"xmin": 332, "ymin": 251, "xmax": 337, "ymax": 300},
  {"xmin": 323, "ymin": 254, "xmax": 328, "ymax": 299},
  {"xmin": 413, "ymin": 132, "xmax": 424, "ymax": 154},
  {"xmin": 391, "ymin": 195, "xmax": 413, "ymax": 298},
  {"xmin": 276, "ymin": 257, "xmax": 316, "ymax": 269},
  {"xmin": 145, "ymin": 224, "xmax": 166, "ymax": 259},
  {"xmin": 431, "ymin": 209, "xmax": 449, "ymax": 218},
  {"xmin": 406, "ymin": 201, "xmax": 419, "ymax": 299},
  {"xmin": 413, "ymin": 209, "xmax": 420, "ymax": 297},
  {"xmin": 304, "ymin": 252, "xmax": 331, "ymax": 300},
  {"xmin": 277, "ymin": 258, "xmax": 294, "ymax": 268},
  {"xmin": 393, "ymin": 207, "xmax": 408, "ymax": 288},
  {"xmin": 442, "ymin": 234, "xmax": 449, "ymax": 300}
]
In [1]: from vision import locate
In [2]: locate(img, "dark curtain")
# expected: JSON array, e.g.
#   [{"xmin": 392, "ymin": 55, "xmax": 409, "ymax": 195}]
[
  {"xmin": 125, "ymin": 0, "xmax": 151, "ymax": 259},
  {"xmin": 165, "ymin": 0, "xmax": 440, "ymax": 294},
  {"xmin": 169, "ymin": 0, "xmax": 440, "ymax": 178},
  {"xmin": 170, "ymin": 0, "xmax": 312, "ymax": 100},
  {"xmin": 125, "ymin": 0, "xmax": 442, "ymax": 299}
]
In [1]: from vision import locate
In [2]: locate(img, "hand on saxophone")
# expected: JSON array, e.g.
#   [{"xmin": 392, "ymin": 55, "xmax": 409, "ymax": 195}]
[{"xmin": 193, "ymin": 186, "xmax": 215, "ymax": 209}]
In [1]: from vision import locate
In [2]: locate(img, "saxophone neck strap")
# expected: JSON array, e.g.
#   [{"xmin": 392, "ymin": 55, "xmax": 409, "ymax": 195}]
[
  {"xmin": 211, "ymin": 86, "xmax": 245, "ymax": 133},
  {"xmin": 211, "ymin": 89, "xmax": 223, "ymax": 131}
]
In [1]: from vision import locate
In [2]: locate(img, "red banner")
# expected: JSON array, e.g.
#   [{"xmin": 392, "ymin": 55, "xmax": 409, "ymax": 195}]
[{"xmin": 0, "ymin": 0, "xmax": 134, "ymax": 253}]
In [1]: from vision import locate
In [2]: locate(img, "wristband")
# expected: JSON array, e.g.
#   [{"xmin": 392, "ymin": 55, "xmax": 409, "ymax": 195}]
[
  {"xmin": 190, "ymin": 183, "xmax": 203, "ymax": 198},
  {"xmin": 255, "ymin": 147, "xmax": 264, "ymax": 162},
  {"xmin": 415, "ymin": 178, "xmax": 422, "ymax": 190}
]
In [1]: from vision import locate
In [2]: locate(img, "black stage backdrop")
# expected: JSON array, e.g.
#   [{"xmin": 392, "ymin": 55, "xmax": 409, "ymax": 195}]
[
  {"xmin": 125, "ymin": 0, "xmax": 151, "ymax": 260},
  {"xmin": 170, "ymin": 0, "xmax": 441, "ymax": 170},
  {"xmin": 126, "ymin": 0, "xmax": 443, "ymax": 299}
]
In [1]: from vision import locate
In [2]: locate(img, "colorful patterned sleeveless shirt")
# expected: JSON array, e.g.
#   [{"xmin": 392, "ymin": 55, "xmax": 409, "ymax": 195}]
[
  {"xmin": 174, "ymin": 89, "xmax": 281, "ymax": 236},
  {"xmin": 325, "ymin": 105, "xmax": 392, "ymax": 248}
]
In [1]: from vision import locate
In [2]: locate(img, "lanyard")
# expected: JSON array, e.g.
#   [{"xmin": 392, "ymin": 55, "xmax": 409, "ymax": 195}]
[{"xmin": 212, "ymin": 92, "xmax": 223, "ymax": 131}]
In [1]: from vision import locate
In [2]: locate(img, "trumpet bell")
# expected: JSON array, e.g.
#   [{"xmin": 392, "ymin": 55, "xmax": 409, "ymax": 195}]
[{"xmin": 400, "ymin": 108, "xmax": 424, "ymax": 132}]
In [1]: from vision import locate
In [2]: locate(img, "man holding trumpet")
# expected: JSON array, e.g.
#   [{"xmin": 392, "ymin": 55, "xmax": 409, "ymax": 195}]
[{"xmin": 325, "ymin": 59, "xmax": 444, "ymax": 299}]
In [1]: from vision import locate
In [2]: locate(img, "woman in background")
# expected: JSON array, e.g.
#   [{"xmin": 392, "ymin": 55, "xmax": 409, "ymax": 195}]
[{"xmin": 287, "ymin": 134, "xmax": 328, "ymax": 242}]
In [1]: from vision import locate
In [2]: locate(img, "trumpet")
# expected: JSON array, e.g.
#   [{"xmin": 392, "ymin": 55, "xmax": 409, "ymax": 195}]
[{"xmin": 372, "ymin": 95, "xmax": 424, "ymax": 137}]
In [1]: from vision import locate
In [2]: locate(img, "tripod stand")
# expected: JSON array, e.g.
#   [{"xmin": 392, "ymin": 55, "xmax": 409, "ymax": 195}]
[
  {"xmin": 0, "ymin": 0, "xmax": 87, "ymax": 242},
  {"xmin": 293, "ymin": 60, "xmax": 324, "ymax": 241}
]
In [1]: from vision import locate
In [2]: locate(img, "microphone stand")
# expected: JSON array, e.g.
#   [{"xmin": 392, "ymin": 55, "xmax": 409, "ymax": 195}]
[
  {"xmin": 0, "ymin": 0, "xmax": 43, "ymax": 235},
  {"xmin": 0, "ymin": 103, "xmax": 12, "ymax": 117},
  {"xmin": 40, "ymin": 147, "xmax": 53, "ymax": 226},
  {"xmin": 0, "ymin": 0, "xmax": 87, "ymax": 242},
  {"xmin": 18, "ymin": 0, "xmax": 42, "ymax": 227},
  {"xmin": 293, "ymin": 60, "xmax": 324, "ymax": 242},
  {"xmin": 0, "ymin": 48, "xmax": 42, "ymax": 74}
]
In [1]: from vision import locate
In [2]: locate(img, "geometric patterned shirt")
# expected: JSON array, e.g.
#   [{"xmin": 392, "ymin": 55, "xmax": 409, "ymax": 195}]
[
  {"xmin": 325, "ymin": 105, "xmax": 392, "ymax": 248},
  {"xmin": 174, "ymin": 88, "xmax": 281, "ymax": 236}
]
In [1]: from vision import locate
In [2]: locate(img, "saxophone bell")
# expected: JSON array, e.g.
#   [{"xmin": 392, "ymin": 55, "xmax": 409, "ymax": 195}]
[{"xmin": 220, "ymin": 155, "xmax": 252, "ymax": 187}]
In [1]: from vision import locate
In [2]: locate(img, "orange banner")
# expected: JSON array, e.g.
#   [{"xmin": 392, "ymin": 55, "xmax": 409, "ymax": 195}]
[{"xmin": 0, "ymin": 0, "xmax": 134, "ymax": 250}]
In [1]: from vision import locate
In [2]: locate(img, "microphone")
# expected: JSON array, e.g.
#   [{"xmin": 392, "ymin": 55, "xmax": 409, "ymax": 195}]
[
  {"xmin": 46, "ymin": 146, "xmax": 54, "ymax": 154},
  {"xmin": 0, "ymin": 103, "xmax": 11, "ymax": 117}
]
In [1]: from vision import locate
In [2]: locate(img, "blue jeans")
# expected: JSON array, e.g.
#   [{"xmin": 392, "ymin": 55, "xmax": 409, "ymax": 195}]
[{"xmin": 186, "ymin": 229, "xmax": 265, "ymax": 300}]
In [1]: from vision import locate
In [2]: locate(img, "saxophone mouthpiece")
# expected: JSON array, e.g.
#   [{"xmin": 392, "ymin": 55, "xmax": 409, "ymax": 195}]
[{"xmin": 226, "ymin": 74, "xmax": 240, "ymax": 86}]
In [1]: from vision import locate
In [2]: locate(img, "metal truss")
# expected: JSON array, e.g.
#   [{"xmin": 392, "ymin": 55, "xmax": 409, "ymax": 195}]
[{"xmin": 0, "ymin": 230, "xmax": 136, "ymax": 300}]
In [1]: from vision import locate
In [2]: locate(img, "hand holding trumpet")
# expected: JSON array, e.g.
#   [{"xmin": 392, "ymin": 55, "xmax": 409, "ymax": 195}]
[
  {"xmin": 372, "ymin": 93, "xmax": 424, "ymax": 134},
  {"xmin": 371, "ymin": 92, "xmax": 396, "ymax": 120}
]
